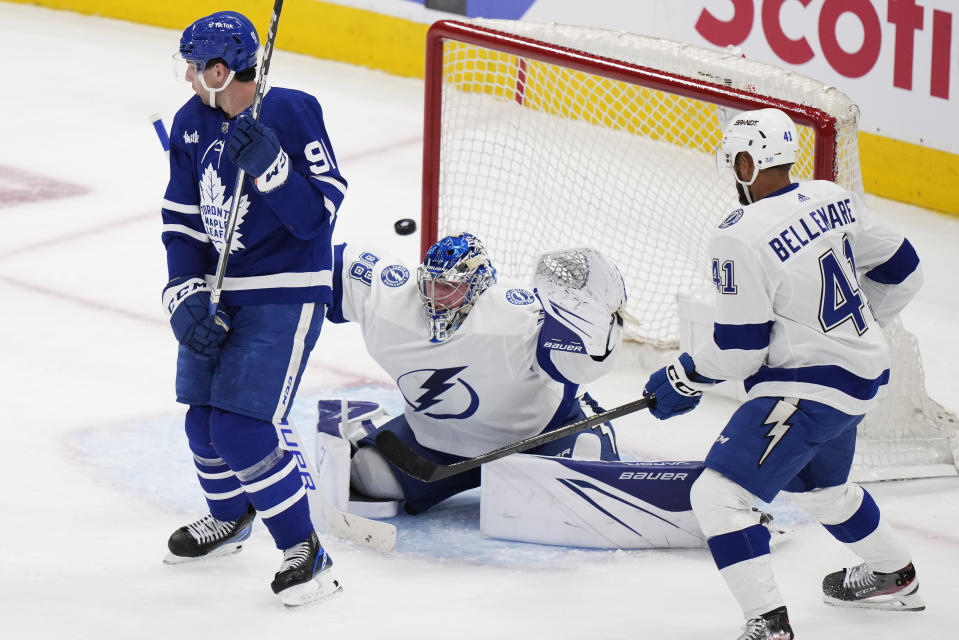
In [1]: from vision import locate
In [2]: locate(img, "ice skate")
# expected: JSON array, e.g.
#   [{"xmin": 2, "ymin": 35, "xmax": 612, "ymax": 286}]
[
  {"xmin": 271, "ymin": 531, "xmax": 342, "ymax": 608},
  {"xmin": 736, "ymin": 606, "xmax": 794, "ymax": 640},
  {"xmin": 822, "ymin": 561, "xmax": 924, "ymax": 611},
  {"xmin": 164, "ymin": 504, "xmax": 256, "ymax": 565}
]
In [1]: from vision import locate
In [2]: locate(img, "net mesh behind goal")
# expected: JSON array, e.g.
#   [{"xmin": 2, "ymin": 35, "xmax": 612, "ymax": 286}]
[{"xmin": 422, "ymin": 19, "xmax": 957, "ymax": 480}]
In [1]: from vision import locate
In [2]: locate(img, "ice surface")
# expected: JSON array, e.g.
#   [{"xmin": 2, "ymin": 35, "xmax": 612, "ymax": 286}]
[{"xmin": 1, "ymin": 4, "xmax": 956, "ymax": 638}]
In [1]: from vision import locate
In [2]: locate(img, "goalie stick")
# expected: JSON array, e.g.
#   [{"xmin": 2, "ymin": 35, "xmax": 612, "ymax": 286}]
[{"xmin": 376, "ymin": 393, "xmax": 656, "ymax": 482}]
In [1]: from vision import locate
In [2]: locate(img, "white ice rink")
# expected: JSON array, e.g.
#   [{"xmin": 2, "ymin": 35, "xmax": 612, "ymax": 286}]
[{"xmin": 1, "ymin": 4, "xmax": 957, "ymax": 638}]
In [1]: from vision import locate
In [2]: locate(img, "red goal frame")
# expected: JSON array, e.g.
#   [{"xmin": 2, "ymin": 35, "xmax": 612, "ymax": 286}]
[{"xmin": 420, "ymin": 19, "xmax": 841, "ymax": 256}]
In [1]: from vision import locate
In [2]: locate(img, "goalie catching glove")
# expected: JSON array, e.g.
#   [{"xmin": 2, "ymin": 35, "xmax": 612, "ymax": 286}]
[
  {"xmin": 643, "ymin": 352, "xmax": 719, "ymax": 420},
  {"xmin": 162, "ymin": 277, "xmax": 231, "ymax": 357},
  {"xmin": 533, "ymin": 248, "xmax": 626, "ymax": 358}
]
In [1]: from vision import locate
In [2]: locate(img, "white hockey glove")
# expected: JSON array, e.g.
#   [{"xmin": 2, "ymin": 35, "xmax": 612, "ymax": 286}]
[{"xmin": 534, "ymin": 248, "xmax": 627, "ymax": 357}]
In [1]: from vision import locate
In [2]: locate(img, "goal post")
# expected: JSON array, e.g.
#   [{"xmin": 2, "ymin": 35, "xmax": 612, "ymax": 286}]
[
  {"xmin": 422, "ymin": 19, "xmax": 862, "ymax": 347},
  {"xmin": 420, "ymin": 18, "xmax": 957, "ymax": 480}
]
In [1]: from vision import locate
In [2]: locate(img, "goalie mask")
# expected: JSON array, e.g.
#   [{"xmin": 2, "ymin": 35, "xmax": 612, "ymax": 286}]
[
  {"xmin": 174, "ymin": 11, "xmax": 260, "ymax": 108},
  {"xmin": 417, "ymin": 233, "xmax": 497, "ymax": 343},
  {"xmin": 715, "ymin": 107, "xmax": 798, "ymax": 204}
]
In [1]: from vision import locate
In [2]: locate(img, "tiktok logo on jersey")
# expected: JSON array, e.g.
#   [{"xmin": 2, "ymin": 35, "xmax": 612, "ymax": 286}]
[
  {"xmin": 397, "ymin": 366, "xmax": 480, "ymax": 419},
  {"xmin": 199, "ymin": 164, "xmax": 249, "ymax": 255}
]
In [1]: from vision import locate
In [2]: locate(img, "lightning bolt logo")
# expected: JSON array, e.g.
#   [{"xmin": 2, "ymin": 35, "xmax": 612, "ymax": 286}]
[
  {"xmin": 413, "ymin": 366, "xmax": 466, "ymax": 412},
  {"xmin": 397, "ymin": 366, "xmax": 480, "ymax": 419},
  {"xmin": 758, "ymin": 399, "xmax": 798, "ymax": 467}
]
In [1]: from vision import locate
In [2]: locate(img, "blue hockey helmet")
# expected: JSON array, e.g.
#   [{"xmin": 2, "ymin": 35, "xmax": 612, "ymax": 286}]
[
  {"xmin": 417, "ymin": 233, "xmax": 497, "ymax": 343},
  {"xmin": 178, "ymin": 11, "xmax": 260, "ymax": 73}
]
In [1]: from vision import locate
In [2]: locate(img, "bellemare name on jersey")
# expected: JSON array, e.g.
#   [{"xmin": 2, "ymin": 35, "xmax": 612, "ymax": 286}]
[{"xmin": 768, "ymin": 196, "xmax": 857, "ymax": 263}]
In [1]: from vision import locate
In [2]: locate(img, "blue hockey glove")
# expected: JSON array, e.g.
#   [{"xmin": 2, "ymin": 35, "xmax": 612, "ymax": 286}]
[
  {"xmin": 227, "ymin": 115, "xmax": 289, "ymax": 192},
  {"xmin": 643, "ymin": 353, "xmax": 714, "ymax": 420},
  {"xmin": 162, "ymin": 277, "xmax": 231, "ymax": 357}
]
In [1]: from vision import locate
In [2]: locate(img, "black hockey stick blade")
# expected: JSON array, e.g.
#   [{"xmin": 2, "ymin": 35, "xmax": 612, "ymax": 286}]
[{"xmin": 375, "ymin": 393, "xmax": 656, "ymax": 482}]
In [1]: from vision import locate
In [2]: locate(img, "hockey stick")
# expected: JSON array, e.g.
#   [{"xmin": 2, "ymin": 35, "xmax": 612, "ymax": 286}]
[
  {"xmin": 276, "ymin": 419, "xmax": 397, "ymax": 552},
  {"xmin": 150, "ymin": 113, "xmax": 170, "ymax": 154},
  {"xmin": 376, "ymin": 393, "xmax": 656, "ymax": 483},
  {"xmin": 210, "ymin": 0, "xmax": 284, "ymax": 318}
]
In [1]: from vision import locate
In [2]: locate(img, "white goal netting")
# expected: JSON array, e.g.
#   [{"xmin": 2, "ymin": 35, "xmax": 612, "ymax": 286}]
[{"xmin": 425, "ymin": 19, "xmax": 957, "ymax": 480}]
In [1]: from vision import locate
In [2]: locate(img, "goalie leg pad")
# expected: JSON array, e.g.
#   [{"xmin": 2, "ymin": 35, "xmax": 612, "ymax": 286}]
[
  {"xmin": 358, "ymin": 415, "xmax": 482, "ymax": 515},
  {"xmin": 315, "ymin": 399, "xmax": 400, "ymax": 518},
  {"xmin": 480, "ymin": 455, "xmax": 706, "ymax": 548},
  {"xmin": 315, "ymin": 431, "xmax": 352, "ymax": 514},
  {"xmin": 316, "ymin": 398, "xmax": 386, "ymax": 447},
  {"xmin": 351, "ymin": 447, "xmax": 404, "ymax": 501}
]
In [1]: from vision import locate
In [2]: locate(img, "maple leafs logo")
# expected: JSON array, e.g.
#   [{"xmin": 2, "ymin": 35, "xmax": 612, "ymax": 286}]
[{"xmin": 198, "ymin": 164, "xmax": 249, "ymax": 255}]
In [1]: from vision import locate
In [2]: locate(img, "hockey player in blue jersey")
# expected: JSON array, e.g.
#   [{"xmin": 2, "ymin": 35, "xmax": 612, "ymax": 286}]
[
  {"xmin": 643, "ymin": 108, "xmax": 924, "ymax": 639},
  {"xmin": 318, "ymin": 234, "xmax": 627, "ymax": 517},
  {"xmin": 159, "ymin": 11, "xmax": 346, "ymax": 607}
]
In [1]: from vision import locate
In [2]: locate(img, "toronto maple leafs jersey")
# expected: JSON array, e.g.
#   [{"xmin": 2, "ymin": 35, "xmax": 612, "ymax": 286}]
[
  {"xmin": 327, "ymin": 244, "xmax": 619, "ymax": 457},
  {"xmin": 692, "ymin": 181, "xmax": 922, "ymax": 416},
  {"xmin": 161, "ymin": 88, "xmax": 347, "ymax": 306}
]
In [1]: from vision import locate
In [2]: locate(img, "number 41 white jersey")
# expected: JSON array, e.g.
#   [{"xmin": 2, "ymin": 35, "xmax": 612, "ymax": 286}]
[{"xmin": 692, "ymin": 180, "xmax": 923, "ymax": 416}]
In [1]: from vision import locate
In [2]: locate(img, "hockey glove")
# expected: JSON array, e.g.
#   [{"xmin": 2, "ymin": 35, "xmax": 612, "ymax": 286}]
[
  {"xmin": 227, "ymin": 115, "xmax": 290, "ymax": 193},
  {"xmin": 533, "ymin": 248, "xmax": 627, "ymax": 358},
  {"xmin": 643, "ymin": 353, "xmax": 715, "ymax": 420},
  {"xmin": 162, "ymin": 277, "xmax": 231, "ymax": 357}
]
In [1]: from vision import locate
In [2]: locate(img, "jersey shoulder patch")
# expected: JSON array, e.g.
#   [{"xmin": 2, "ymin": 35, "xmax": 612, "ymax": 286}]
[
  {"xmin": 505, "ymin": 288, "xmax": 536, "ymax": 305},
  {"xmin": 380, "ymin": 264, "xmax": 411, "ymax": 288},
  {"xmin": 719, "ymin": 208, "xmax": 745, "ymax": 229}
]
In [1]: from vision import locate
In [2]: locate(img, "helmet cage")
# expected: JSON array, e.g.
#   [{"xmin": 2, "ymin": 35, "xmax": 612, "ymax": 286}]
[{"xmin": 417, "ymin": 234, "xmax": 496, "ymax": 343}]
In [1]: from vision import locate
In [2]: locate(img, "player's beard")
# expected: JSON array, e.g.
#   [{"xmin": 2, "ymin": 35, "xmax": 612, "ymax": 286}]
[{"xmin": 736, "ymin": 182, "xmax": 753, "ymax": 205}]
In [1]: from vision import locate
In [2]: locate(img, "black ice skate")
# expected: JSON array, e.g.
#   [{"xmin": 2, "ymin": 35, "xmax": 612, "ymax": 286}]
[
  {"xmin": 737, "ymin": 606, "xmax": 794, "ymax": 640},
  {"xmin": 270, "ymin": 531, "xmax": 341, "ymax": 608},
  {"xmin": 822, "ymin": 562, "xmax": 925, "ymax": 611},
  {"xmin": 164, "ymin": 504, "xmax": 256, "ymax": 565}
]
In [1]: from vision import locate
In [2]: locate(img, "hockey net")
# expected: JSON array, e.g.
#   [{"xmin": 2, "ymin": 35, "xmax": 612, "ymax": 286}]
[{"xmin": 422, "ymin": 19, "xmax": 957, "ymax": 481}]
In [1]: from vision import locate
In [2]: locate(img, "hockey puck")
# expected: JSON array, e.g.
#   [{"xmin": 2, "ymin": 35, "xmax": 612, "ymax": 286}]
[{"xmin": 394, "ymin": 218, "xmax": 417, "ymax": 235}]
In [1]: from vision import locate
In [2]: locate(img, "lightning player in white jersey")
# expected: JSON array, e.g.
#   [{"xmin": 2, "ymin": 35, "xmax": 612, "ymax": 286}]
[
  {"xmin": 643, "ymin": 108, "xmax": 924, "ymax": 639},
  {"xmin": 159, "ymin": 11, "xmax": 345, "ymax": 606},
  {"xmin": 322, "ymin": 234, "xmax": 626, "ymax": 515}
]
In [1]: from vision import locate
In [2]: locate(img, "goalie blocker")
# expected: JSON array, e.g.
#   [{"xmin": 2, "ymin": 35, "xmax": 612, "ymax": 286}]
[{"xmin": 315, "ymin": 399, "xmax": 755, "ymax": 549}]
